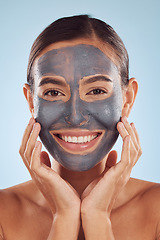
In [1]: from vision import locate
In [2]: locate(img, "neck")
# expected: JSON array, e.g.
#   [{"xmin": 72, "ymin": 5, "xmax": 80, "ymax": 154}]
[{"xmin": 52, "ymin": 158, "xmax": 107, "ymax": 196}]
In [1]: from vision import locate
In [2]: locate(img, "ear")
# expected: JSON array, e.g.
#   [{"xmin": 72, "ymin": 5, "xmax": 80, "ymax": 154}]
[
  {"xmin": 23, "ymin": 83, "xmax": 34, "ymax": 117},
  {"xmin": 121, "ymin": 78, "xmax": 138, "ymax": 118}
]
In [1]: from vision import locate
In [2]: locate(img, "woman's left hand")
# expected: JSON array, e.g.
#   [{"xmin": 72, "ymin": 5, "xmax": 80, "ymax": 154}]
[{"xmin": 81, "ymin": 117, "xmax": 142, "ymax": 218}]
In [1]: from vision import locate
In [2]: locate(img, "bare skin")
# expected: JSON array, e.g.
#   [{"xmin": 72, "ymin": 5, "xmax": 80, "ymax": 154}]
[
  {"xmin": 1, "ymin": 39, "xmax": 160, "ymax": 239},
  {"xmin": 1, "ymin": 164, "xmax": 160, "ymax": 239}
]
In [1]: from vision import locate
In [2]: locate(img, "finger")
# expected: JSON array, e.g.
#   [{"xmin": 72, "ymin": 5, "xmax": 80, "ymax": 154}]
[
  {"xmin": 121, "ymin": 134, "xmax": 137, "ymax": 184},
  {"xmin": 106, "ymin": 150, "xmax": 118, "ymax": 168},
  {"xmin": 121, "ymin": 117, "xmax": 139, "ymax": 149},
  {"xmin": 24, "ymin": 123, "xmax": 41, "ymax": 164},
  {"xmin": 40, "ymin": 151, "xmax": 51, "ymax": 168},
  {"xmin": 117, "ymin": 121, "xmax": 137, "ymax": 155},
  {"xmin": 104, "ymin": 135, "xmax": 130, "ymax": 184},
  {"xmin": 116, "ymin": 135, "xmax": 131, "ymax": 174},
  {"xmin": 130, "ymin": 123, "xmax": 142, "ymax": 164},
  {"xmin": 117, "ymin": 121, "xmax": 129, "ymax": 140},
  {"xmin": 116, "ymin": 136, "xmax": 132, "ymax": 189},
  {"xmin": 31, "ymin": 141, "xmax": 55, "ymax": 180},
  {"xmin": 19, "ymin": 118, "xmax": 35, "ymax": 156},
  {"xmin": 130, "ymin": 122, "xmax": 141, "ymax": 146},
  {"xmin": 130, "ymin": 128, "xmax": 142, "ymax": 166},
  {"xmin": 30, "ymin": 141, "xmax": 43, "ymax": 174},
  {"xmin": 118, "ymin": 121, "xmax": 141, "ymax": 165}
]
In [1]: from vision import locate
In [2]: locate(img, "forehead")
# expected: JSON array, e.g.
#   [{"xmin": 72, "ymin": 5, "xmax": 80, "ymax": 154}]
[{"xmin": 35, "ymin": 44, "xmax": 119, "ymax": 80}]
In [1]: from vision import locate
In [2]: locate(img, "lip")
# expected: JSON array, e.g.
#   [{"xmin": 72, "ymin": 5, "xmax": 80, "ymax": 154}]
[{"xmin": 49, "ymin": 129, "xmax": 104, "ymax": 154}]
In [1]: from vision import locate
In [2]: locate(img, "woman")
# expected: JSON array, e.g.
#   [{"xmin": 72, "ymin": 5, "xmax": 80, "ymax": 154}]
[{"xmin": 0, "ymin": 15, "xmax": 160, "ymax": 240}]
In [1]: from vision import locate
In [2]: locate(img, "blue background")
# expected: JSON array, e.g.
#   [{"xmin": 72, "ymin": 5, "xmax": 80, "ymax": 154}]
[{"xmin": 0, "ymin": 0, "xmax": 160, "ymax": 189}]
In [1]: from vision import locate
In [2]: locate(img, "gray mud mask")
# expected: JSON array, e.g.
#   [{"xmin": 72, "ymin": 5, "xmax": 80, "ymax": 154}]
[{"xmin": 33, "ymin": 44, "xmax": 123, "ymax": 171}]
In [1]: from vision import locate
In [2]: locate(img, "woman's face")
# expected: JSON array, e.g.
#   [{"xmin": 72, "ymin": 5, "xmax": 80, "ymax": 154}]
[{"xmin": 32, "ymin": 39, "xmax": 123, "ymax": 171}]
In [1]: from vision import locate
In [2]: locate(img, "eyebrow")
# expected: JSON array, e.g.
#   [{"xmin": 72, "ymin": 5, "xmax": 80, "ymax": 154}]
[
  {"xmin": 82, "ymin": 75, "xmax": 112, "ymax": 85},
  {"xmin": 38, "ymin": 77, "xmax": 67, "ymax": 87}
]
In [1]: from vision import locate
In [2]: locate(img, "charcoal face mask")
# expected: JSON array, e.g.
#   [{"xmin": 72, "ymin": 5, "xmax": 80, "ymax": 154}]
[{"xmin": 33, "ymin": 44, "xmax": 123, "ymax": 171}]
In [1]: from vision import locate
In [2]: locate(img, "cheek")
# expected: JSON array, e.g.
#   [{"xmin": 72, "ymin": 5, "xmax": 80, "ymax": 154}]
[
  {"xmin": 34, "ymin": 97, "xmax": 65, "ymax": 128},
  {"xmin": 86, "ymin": 94, "xmax": 122, "ymax": 129}
]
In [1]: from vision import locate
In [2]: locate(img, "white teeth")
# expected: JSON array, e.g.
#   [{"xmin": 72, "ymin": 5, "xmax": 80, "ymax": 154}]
[
  {"xmin": 72, "ymin": 137, "xmax": 77, "ymax": 143},
  {"xmin": 65, "ymin": 136, "xmax": 68, "ymax": 142},
  {"xmin": 84, "ymin": 136, "xmax": 88, "ymax": 143},
  {"xmin": 78, "ymin": 136, "xmax": 83, "ymax": 143},
  {"xmin": 87, "ymin": 135, "xmax": 91, "ymax": 142},
  {"xmin": 60, "ymin": 134, "xmax": 98, "ymax": 143},
  {"xmin": 68, "ymin": 136, "xmax": 72, "ymax": 142}
]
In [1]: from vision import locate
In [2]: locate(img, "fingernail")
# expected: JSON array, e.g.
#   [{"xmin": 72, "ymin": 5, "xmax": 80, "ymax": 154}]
[
  {"xmin": 131, "ymin": 123, "xmax": 135, "ymax": 128},
  {"xmin": 33, "ymin": 123, "xmax": 38, "ymax": 129},
  {"xmin": 119, "ymin": 122, "xmax": 124, "ymax": 127}
]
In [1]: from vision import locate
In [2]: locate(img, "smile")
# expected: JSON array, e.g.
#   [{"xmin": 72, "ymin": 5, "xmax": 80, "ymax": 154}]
[
  {"xmin": 49, "ymin": 130, "xmax": 104, "ymax": 154},
  {"xmin": 58, "ymin": 134, "xmax": 98, "ymax": 143}
]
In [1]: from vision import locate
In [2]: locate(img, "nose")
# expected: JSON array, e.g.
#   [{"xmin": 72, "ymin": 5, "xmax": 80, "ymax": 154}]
[{"xmin": 64, "ymin": 93, "xmax": 88, "ymax": 126}]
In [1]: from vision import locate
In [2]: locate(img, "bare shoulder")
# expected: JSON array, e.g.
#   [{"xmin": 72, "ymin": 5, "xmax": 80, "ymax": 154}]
[
  {"xmin": 126, "ymin": 177, "xmax": 160, "ymax": 207},
  {"xmin": 130, "ymin": 178, "xmax": 160, "ymax": 239},
  {"xmin": 129, "ymin": 177, "xmax": 160, "ymax": 202},
  {"xmin": 0, "ymin": 181, "xmax": 37, "ymax": 224},
  {"xmin": 112, "ymin": 178, "xmax": 160, "ymax": 239},
  {"xmin": 0, "ymin": 181, "xmax": 52, "ymax": 239},
  {"xmin": 0, "ymin": 180, "xmax": 37, "ymax": 209},
  {"xmin": 0, "ymin": 180, "xmax": 50, "ymax": 217},
  {"xmin": 0, "ymin": 181, "xmax": 33, "ymax": 239}
]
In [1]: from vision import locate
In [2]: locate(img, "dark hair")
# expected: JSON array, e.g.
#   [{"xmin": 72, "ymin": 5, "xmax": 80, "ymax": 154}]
[{"xmin": 27, "ymin": 15, "xmax": 129, "ymax": 91}]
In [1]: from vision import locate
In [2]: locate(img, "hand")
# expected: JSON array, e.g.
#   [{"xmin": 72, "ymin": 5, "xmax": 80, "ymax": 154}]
[
  {"xmin": 19, "ymin": 118, "xmax": 81, "ymax": 217},
  {"xmin": 81, "ymin": 117, "xmax": 142, "ymax": 218}
]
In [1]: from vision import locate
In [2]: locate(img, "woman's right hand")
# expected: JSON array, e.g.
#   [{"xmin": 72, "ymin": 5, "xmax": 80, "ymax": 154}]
[{"xmin": 19, "ymin": 118, "xmax": 81, "ymax": 218}]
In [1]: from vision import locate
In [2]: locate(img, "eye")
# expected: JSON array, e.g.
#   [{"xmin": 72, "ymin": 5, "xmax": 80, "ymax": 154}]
[
  {"xmin": 44, "ymin": 89, "xmax": 65, "ymax": 96},
  {"xmin": 87, "ymin": 88, "xmax": 107, "ymax": 95}
]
